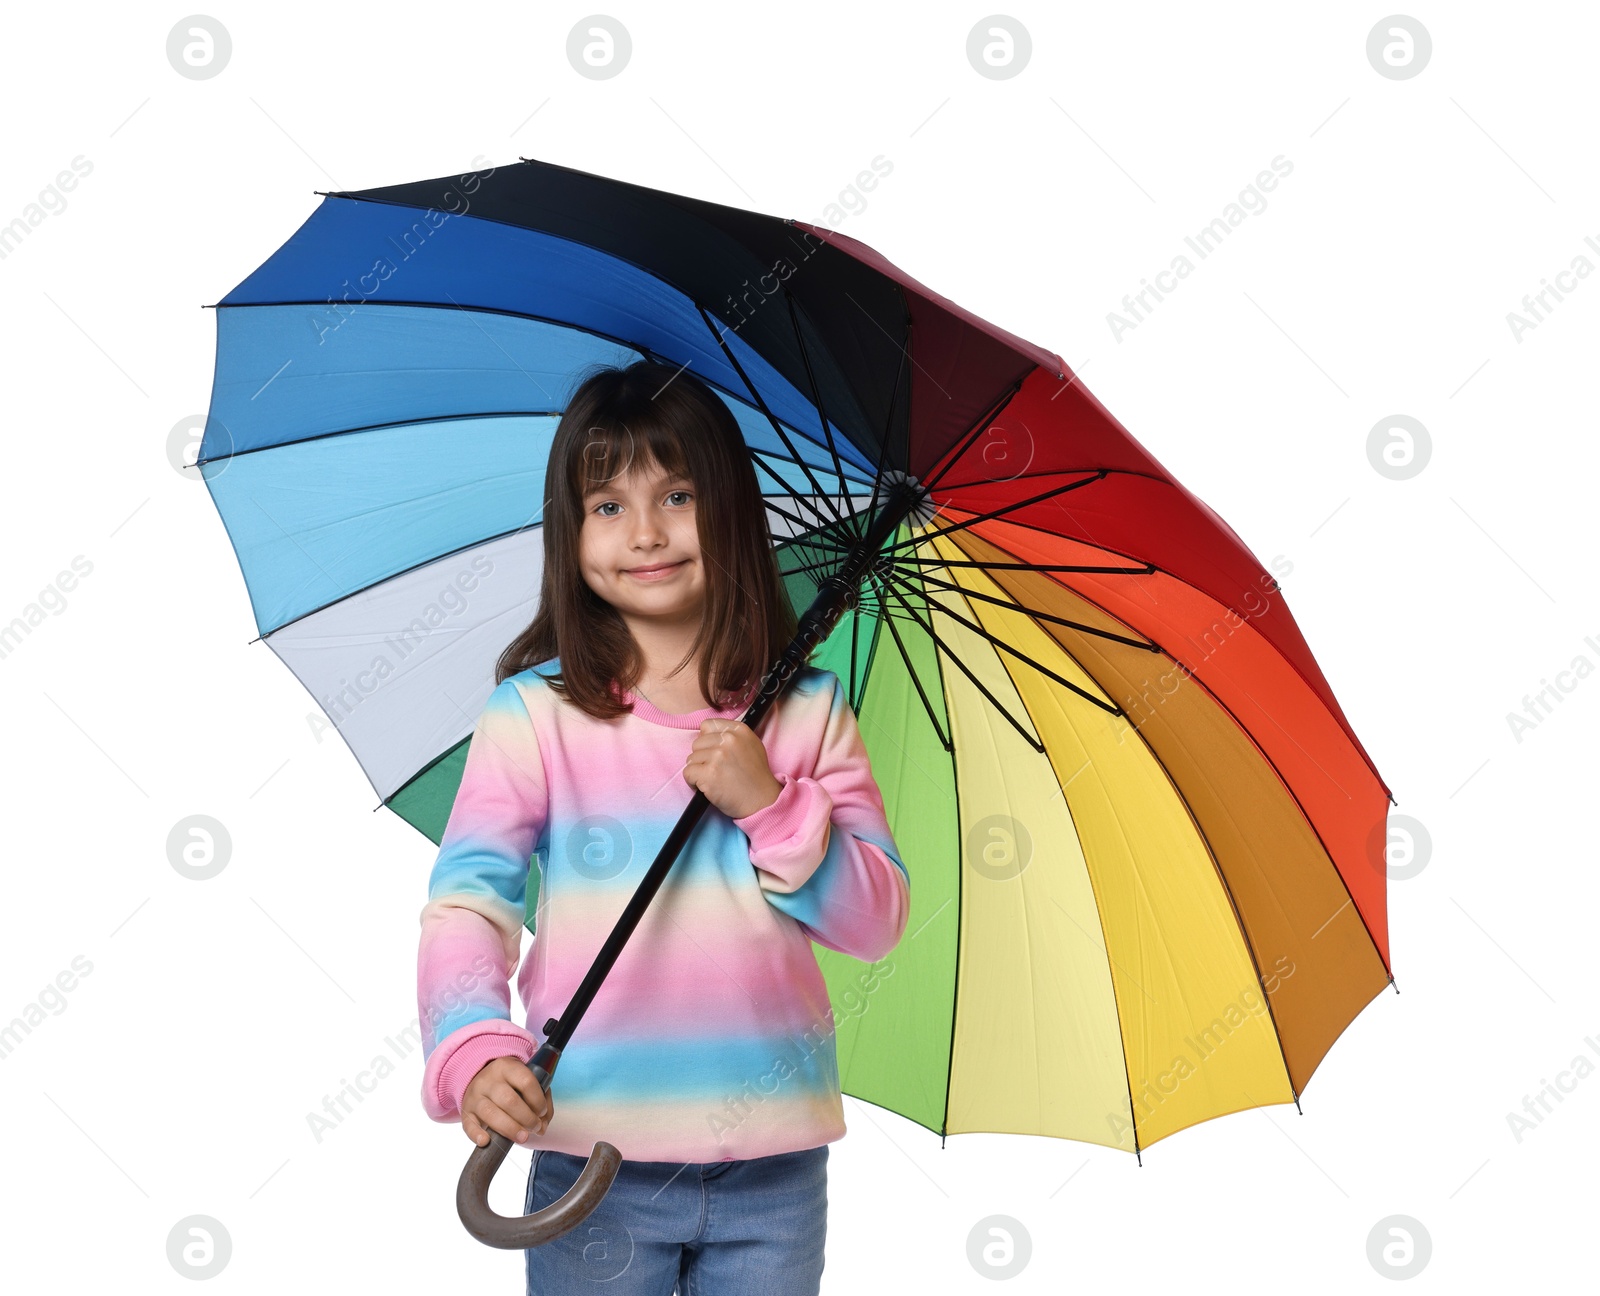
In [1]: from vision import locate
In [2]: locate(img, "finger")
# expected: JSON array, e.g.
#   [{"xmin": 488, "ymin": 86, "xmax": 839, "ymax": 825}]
[
  {"xmin": 463, "ymin": 1110, "xmax": 490, "ymax": 1147},
  {"xmin": 688, "ymin": 738, "xmax": 731, "ymax": 766},
  {"xmin": 476, "ymin": 1099, "xmax": 534, "ymax": 1145},
  {"xmin": 494, "ymin": 1077, "xmax": 546, "ymax": 1128}
]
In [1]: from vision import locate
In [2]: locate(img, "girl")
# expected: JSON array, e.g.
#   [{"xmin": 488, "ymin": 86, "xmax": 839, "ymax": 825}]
[{"xmin": 416, "ymin": 360, "xmax": 911, "ymax": 1294}]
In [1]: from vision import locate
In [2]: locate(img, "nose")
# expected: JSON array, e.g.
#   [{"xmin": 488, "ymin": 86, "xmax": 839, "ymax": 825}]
[{"xmin": 628, "ymin": 504, "xmax": 667, "ymax": 547}]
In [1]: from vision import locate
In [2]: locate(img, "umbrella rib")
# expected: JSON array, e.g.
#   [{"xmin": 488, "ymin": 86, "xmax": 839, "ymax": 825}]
[
  {"xmin": 864, "ymin": 602, "xmax": 932, "ymax": 629},
  {"xmin": 862, "ymin": 570, "xmax": 952, "ymax": 751},
  {"xmin": 863, "ymin": 319, "xmax": 910, "ymax": 531},
  {"xmin": 880, "ymin": 470, "xmax": 1110, "ymax": 554},
  {"xmin": 750, "ymin": 444, "xmax": 877, "ymax": 491},
  {"xmin": 903, "ymin": 567, "xmax": 1162, "ymax": 653},
  {"xmin": 883, "ymin": 567, "xmax": 1122, "ymax": 716},
  {"xmin": 895, "ymin": 556, "xmax": 1157, "ymax": 576},
  {"xmin": 783, "ymin": 288, "xmax": 861, "ymax": 540},
  {"xmin": 757, "ymin": 478, "xmax": 874, "ymax": 536},
  {"xmin": 876, "ymin": 577, "xmax": 1048, "ymax": 753},
  {"xmin": 695, "ymin": 303, "xmax": 851, "ymax": 534},
  {"xmin": 901, "ymin": 497, "xmax": 1177, "ymax": 589},
  {"xmin": 747, "ymin": 450, "xmax": 853, "ymax": 536},
  {"xmin": 778, "ymin": 551, "xmax": 853, "ymax": 578},
  {"xmin": 919, "ymin": 374, "xmax": 1030, "ymax": 494},
  {"xmin": 778, "ymin": 525, "xmax": 859, "ymax": 556},
  {"xmin": 761, "ymin": 494, "xmax": 858, "ymax": 543},
  {"xmin": 777, "ymin": 546, "xmax": 855, "ymax": 570},
  {"xmin": 932, "ymin": 463, "xmax": 1176, "ymax": 491}
]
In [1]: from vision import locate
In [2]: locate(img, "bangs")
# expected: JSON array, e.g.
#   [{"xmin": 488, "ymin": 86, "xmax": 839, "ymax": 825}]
[{"xmin": 569, "ymin": 417, "xmax": 694, "ymax": 500}]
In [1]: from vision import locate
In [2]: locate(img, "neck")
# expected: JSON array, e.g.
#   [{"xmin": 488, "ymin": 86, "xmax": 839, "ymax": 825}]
[{"xmin": 623, "ymin": 611, "xmax": 707, "ymax": 700}]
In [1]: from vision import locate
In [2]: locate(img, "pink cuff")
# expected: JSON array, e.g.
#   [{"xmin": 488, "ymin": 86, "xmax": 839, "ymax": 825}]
[
  {"xmin": 733, "ymin": 773, "xmax": 834, "ymax": 893},
  {"xmin": 422, "ymin": 1019, "xmax": 538, "ymax": 1122}
]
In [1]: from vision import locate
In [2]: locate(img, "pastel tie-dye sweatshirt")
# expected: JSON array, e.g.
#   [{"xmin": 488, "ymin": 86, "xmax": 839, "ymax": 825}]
[{"xmin": 417, "ymin": 659, "xmax": 911, "ymax": 1163}]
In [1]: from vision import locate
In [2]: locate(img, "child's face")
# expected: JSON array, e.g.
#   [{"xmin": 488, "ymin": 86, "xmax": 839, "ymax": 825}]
[{"xmin": 577, "ymin": 452, "xmax": 706, "ymax": 632}]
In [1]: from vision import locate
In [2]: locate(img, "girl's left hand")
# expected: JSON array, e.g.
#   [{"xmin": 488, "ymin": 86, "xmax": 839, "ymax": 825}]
[{"xmin": 683, "ymin": 718, "xmax": 783, "ymax": 820}]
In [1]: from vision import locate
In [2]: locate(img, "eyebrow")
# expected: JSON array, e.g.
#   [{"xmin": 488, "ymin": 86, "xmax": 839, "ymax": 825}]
[{"xmin": 583, "ymin": 474, "xmax": 693, "ymax": 499}]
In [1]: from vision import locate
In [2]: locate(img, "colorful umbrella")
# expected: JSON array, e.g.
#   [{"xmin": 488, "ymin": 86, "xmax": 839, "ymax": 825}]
[{"xmin": 199, "ymin": 156, "xmax": 1394, "ymax": 1234}]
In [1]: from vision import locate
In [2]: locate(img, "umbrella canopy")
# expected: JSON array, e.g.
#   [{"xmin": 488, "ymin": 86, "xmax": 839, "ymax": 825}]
[{"xmin": 199, "ymin": 156, "xmax": 1394, "ymax": 1158}]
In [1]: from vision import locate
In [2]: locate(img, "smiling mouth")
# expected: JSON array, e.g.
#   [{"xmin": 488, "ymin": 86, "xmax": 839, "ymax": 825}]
[{"xmin": 624, "ymin": 560, "xmax": 687, "ymax": 579}]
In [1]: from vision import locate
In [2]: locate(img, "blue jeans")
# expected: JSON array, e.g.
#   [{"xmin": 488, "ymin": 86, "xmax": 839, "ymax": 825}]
[{"xmin": 523, "ymin": 1144, "xmax": 828, "ymax": 1294}]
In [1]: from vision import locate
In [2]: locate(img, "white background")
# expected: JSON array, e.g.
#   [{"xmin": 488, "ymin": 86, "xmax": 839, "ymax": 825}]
[{"xmin": 1, "ymin": 1, "xmax": 1594, "ymax": 1290}]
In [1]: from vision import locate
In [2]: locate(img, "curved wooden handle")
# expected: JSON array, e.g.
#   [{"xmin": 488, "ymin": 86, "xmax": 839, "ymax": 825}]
[{"xmin": 455, "ymin": 1043, "xmax": 622, "ymax": 1249}]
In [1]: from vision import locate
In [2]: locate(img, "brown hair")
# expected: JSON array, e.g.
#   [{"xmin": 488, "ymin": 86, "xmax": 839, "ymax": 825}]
[{"xmin": 495, "ymin": 359, "xmax": 798, "ymax": 719}]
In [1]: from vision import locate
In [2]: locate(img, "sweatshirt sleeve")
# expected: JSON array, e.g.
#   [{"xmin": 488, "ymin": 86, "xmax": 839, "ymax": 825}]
[
  {"xmin": 417, "ymin": 677, "xmax": 546, "ymax": 1123},
  {"xmin": 732, "ymin": 671, "xmax": 910, "ymax": 962}
]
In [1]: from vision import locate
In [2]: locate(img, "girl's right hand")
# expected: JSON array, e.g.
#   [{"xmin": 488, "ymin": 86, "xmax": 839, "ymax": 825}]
[{"xmin": 461, "ymin": 1055, "xmax": 554, "ymax": 1147}]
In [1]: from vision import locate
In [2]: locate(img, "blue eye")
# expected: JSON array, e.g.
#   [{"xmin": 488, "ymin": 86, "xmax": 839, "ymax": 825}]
[
  {"xmin": 667, "ymin": 490, "xmax": 693, "ymax": 506},
  {"xmin": 596, "ymin": 501, "xmax": 620, "ymax": 517}
]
